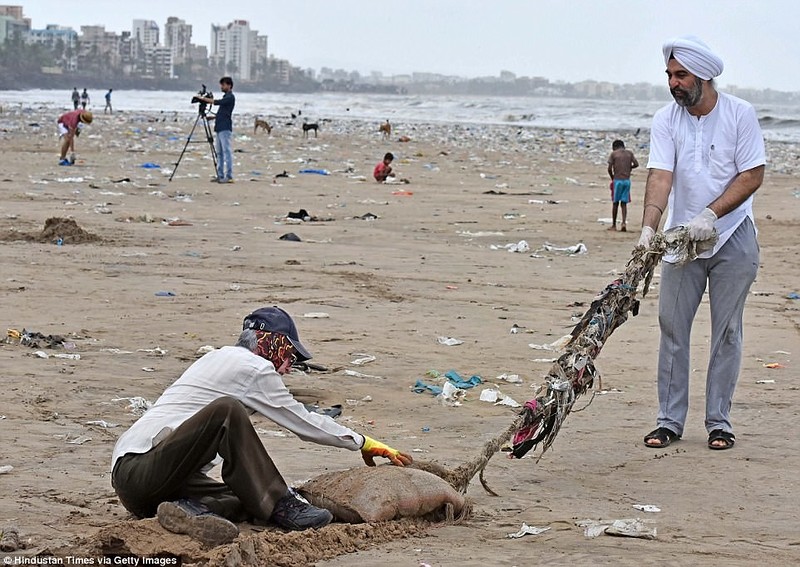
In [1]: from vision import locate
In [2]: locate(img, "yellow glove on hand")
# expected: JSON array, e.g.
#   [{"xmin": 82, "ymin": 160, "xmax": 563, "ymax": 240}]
[{"xmin": 361, "ymin": 435, "xmax": 413, "ymax": 467}]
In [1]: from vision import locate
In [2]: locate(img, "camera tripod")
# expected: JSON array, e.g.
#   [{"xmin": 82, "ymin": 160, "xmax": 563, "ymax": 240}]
[{"xmin": 169, "ymin": 110, "xmax": 218, "ymax": 182}]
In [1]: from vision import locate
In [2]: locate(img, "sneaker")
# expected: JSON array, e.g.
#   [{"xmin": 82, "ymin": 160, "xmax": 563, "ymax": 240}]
[
  {"xmin": 210, "ymin": 177, "xmax": 221, "ymax": 183},
  {"xmin": 58, "ymin": 159, "xmax": 71, "ymax": 166},
  {"xmin": 270, "ymin": 491, "xmax": 333, "ymax": 531},
  {"xmin": 156, "ymin": 499, "xmax": 238, "ymax": 546},
  {"xmin": 224, "ymin": 178, "xmax": 234, "ymax": 184}
]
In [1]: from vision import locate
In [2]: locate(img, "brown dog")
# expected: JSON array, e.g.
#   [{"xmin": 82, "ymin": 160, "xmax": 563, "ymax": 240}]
[
  {"xmin": 254, "ymin": 117, "xmax": 272, "ymax": 135},
  {"xmin": 302, "ymin": 122, "xmax": 319, "ymax": 138},
  {"xmin": 379, "ymin": 120, "xmax": 391, "ymax": 140}
]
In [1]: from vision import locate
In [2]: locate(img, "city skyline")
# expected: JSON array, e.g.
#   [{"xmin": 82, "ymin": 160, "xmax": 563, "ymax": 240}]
[{"xmin": 17, "ymin": 0, "xmax": 800, "ymax": 93}]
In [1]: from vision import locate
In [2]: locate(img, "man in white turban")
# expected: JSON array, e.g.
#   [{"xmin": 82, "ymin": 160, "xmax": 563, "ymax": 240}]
[
  {"xmin": 662, "ymin": 35, "xmax": 724, "ymax": 81},
  {"xmin": 637, "ymin": 36, "xmax": 766, "ymax": 452}
]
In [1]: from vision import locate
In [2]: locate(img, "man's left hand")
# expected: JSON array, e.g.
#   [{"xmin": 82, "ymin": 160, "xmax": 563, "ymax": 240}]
[{"xmin": 687, "ymin": 207, "xmax": 717, "ymax": 241}]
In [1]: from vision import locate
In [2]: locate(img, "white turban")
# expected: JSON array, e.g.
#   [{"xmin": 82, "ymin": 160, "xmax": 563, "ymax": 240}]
[{"xmin": 662, "ymin": 35, "xmax": 724, "ymax": 80}]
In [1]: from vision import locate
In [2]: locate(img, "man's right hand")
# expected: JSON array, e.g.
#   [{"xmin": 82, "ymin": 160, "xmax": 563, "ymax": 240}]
[
  {"xmin": 361, "ymin": 436, "xmax": 413, "ymax": 467},
  {"xmin": 637, "ymin": 226, "xmax": 655, "ymax": 249}
]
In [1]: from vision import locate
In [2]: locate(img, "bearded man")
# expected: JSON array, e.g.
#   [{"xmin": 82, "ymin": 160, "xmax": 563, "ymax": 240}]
[{"xmin": 638, "ymin": 36, "xmax": 766, "ymax": 451}]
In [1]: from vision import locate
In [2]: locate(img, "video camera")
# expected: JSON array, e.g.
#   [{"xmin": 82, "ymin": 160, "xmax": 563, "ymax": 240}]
[{"xmin": 191, "ymin": 84, "xmax": 213, "ymax": 115}]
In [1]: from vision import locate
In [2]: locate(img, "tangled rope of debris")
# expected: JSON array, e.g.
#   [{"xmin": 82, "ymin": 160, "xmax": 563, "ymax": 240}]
[{"xmin": 440, "ymin": 227, "xmax": 716, "ymax": 495}]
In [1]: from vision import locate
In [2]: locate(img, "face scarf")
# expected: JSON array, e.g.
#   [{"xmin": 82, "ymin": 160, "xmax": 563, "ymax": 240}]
[{"xmin": 254, "ymin": 330, "xmax": 295, "ymax": 369}]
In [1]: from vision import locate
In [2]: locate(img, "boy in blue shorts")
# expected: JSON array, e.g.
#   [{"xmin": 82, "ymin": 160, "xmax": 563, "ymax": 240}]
[{"xmin": 607, "ymin": 139, "xmax": 639, "ymax": 231}]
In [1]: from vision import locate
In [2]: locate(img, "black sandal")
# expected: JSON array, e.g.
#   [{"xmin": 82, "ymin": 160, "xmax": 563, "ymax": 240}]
[
  {"xmin": 708, "ymin": 429, "xmax": 735, "ymax": 450},
  {"xmin": 643, "ymin": 427, "xmax": 681, "ymax": 448}
]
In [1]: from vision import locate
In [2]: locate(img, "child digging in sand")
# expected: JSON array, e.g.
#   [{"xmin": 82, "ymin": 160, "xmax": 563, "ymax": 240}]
[{"xmin": 374, "ymin": 152, "xmax": 395, "ymax": 182}]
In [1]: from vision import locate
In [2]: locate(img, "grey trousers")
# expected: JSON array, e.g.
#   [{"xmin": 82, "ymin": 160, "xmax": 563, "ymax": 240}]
[
  {"xmin": 112, "ymin": 396, "xmax": 289, "ymax": 522},
  {"xmin": 655, "ymin": 218, "xmax": 759, "ymax": 436}
]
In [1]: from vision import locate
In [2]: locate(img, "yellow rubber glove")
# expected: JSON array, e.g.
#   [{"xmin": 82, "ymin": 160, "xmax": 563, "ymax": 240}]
[{"xmin": 361, "ymin": 435, "xmax": 413, "ymax": 467}]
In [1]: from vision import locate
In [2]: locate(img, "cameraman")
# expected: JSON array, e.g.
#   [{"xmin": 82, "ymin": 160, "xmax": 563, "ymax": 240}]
[{"xmin": 197, "ymin": 77, "xmax": 235, "ymax": 183}]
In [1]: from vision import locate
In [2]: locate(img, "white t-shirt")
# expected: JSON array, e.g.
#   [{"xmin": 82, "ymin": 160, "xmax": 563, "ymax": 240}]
[
  {"xmin": 647, "ymin": 92, "xmax": 766, "ymax": 261},
  {"xmin": 111, "ymin": 346, "xmax": 364, "ymax": 469}
]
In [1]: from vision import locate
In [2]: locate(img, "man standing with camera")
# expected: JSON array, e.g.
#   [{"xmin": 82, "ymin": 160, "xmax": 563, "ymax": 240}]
[{"xmin": 197, "ymin": 77, "xmax": 235, "ymax": 183}]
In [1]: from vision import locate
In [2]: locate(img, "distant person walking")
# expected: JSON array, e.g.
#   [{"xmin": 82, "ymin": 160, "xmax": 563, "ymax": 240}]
[
  {"xmin": 606, "ymin": 139, "xmax": 639, "ymax": 231},
  {"xmin": 104, "ymin": 89, "xmax": 113, "ymax": 114},
  {"xmin": 80, "ymin": 89, "xmax": 90, "ymax": 110},
  {"xmin": 71, "ymin": 87, "xmax": 80, "ymax": 110}
]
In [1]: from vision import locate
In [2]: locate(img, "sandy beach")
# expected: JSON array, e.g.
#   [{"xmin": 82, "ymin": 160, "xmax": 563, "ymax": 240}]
[{"xmin": 1, "ymin": 105, "xmax": 798, "ymax": 566}]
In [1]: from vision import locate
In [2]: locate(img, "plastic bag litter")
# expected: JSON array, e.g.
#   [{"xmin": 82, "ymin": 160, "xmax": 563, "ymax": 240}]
[
  {"xmin": 507, "ymin": 523, "xmax": 550, "ymax": 538},
  {"xmin": 437, "ymin": 382, "xmax": 465, "ymax": 406},
  {"xmin": 38, "ymin": 351, "xmax": 79, "ymax": 360},
  {"xmin": 137, "ymin": 346, "xmax": 167, "ymax": 356},
  {"xmin": 342, "ymin": 369, "xmax": 383, "ymax": 379},
  {"xmin": 496, "ymin": 372, "xmax": 522, "ymax": 383},
  {"xmin": 303, "ymin": 312, "xmax": 330, "ymax": 318},
  {"xmin": 632, "ymin": 504, "xmax": 661, "ymax": 513},
  {"xmin": 437, "ymin": 336, "xmax": 463, "ymax": 346},
  {"xmin": 0, "ymin": 465, "xmax": 13, "ymax": 474},
  {"xmin": 479, "ymin": 388, "xmax": 521, "ymax": 408},
  {"xmin": 113, "ymin": 396, "xmax": 153, "ymax": 415},
  {"xmin": 541, "ymin": 242, "xmax": 587, "ymax": 255},
  {"xmin": 86, "ymin": 420, "xmax": 118, "ymax": 428},
  {"xmin": 350, "ymin": 353, "xmax": 376, "ymax": 365},
  {"xmin": 576, "ymin": 518, "xmax": 657, "ymax": 539},
  {"xmin": 528, "ymin": 334, "xmax": 572, "ymax": 351},
  {"xmin": 490, "ymin": 240, "xmax": 530, "ymax": 253}
]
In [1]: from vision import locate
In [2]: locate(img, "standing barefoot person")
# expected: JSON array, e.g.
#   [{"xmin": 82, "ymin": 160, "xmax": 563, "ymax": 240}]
[{"xmin": 607, "ymin": 139, "xmax": 639, "ymax": 231}]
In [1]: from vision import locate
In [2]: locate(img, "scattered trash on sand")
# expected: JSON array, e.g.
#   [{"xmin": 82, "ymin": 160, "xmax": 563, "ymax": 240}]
[
  {"xmin": 632, "ymin": 504, "xmax": 661, "ymax": 513},
  {"xmin": 437, "ymin": 336, "xmax": 463, "ymax": 346},
  {"xmin": 350, "ymin": 353, "xmax": 376, "ymax": 365},
  {"xmin": 112, "ymin": 396, "xmax": 153, "ymax": 415},
  {"xmin": 86, "ymin": 420, "xmax": 118, "ymax": 428},
  {"xmin": 539, "ymin": 242, "xmax": 587, "ymax": 255},
  {"xmin": 576, "ymin": 518, "xmax": 657, "ymax": 539},
  {"xmin": 507, "ymin": 523, "xmax": 550, "ymax": 538},
  {"xmin": 490, "ymin": 240, "xmax": 530, "ymax": 253}
]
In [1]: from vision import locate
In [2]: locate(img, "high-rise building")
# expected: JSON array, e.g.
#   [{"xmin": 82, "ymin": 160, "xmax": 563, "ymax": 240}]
[
  {"xmin": 210, "ymin": 20, "xmax": 252, "ymax": 81},
  {"xmin": 131, "ymin": 19, "xmax": 159, "ymax": 64},
  {"xmin": 78, "ymin": 25, "xmax": 122, "ymax": 69},
  {"xmin": 0, "ymin": 4, "xmax": 30, "ymax": 43},
  {"xmin": 131, "ymin": 19, "xmax": 172, "ymax": 78},
  {"xmin": 164, "ymin": 16, "xmax": 192, "ymax": 65}
]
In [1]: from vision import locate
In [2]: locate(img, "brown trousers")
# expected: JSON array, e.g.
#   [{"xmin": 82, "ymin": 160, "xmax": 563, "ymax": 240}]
[{"xmin": 112, "ymin": 396, "xmax": 288, "ymax": 522}]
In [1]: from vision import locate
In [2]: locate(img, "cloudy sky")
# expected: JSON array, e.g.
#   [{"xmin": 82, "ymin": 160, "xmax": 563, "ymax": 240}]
[{"xmin": 22, "ymin": 0, "xmax": 800, "ymax": 92}]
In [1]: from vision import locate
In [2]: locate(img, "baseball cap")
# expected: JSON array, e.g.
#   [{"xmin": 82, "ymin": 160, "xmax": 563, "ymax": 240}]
[{"xmin": 243, "ymin": 306, "xmax": 312, "ymax": 361}]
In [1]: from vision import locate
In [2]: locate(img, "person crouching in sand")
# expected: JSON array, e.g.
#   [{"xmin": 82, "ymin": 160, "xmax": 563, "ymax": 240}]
[{"xmin": 374, "ymin": 152, "xmax": 395, "ymax": 182}]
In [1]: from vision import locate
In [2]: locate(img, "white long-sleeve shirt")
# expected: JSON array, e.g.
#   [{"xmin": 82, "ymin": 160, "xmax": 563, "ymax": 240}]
[{"xmin": 111, "ymin": 346, "xmax": 364, "ymax": 469}]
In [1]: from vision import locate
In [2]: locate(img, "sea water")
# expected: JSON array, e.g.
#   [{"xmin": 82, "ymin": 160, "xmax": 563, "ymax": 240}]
[{"xmin": 1, "ymin": 89, "xmax": 798, "ymax": 142}]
